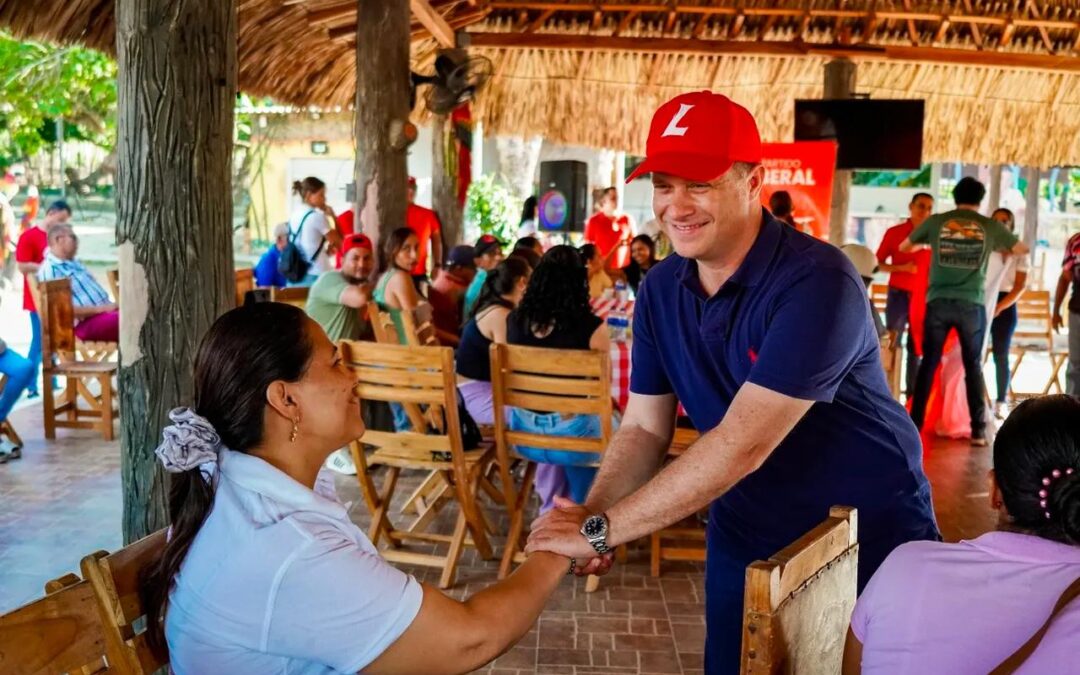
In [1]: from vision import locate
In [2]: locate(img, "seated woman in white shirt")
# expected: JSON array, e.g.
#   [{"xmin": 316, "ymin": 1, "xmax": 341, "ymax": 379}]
[
  {"xmin": 844, "ymin": 394, "xmax": 1080, "ymax": 674},
  {"xmin": 140, "ymin": 302, "xmax": 569, "ymax": 675}
]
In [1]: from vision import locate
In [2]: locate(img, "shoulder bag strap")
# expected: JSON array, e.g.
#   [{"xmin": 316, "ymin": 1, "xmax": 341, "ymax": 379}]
[
  {"xmin": 289, "ymin": 209, "xmax": 315, "ymax": 244},
  {"xmin": 989, "ymin": 575, "xmax": 1080, "ymax": 675}
]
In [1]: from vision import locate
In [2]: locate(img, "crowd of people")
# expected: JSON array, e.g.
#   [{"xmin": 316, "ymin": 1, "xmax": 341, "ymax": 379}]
[{"xmin": 0, "ymin": 89, "xmax": 1077, "ymax": 674}]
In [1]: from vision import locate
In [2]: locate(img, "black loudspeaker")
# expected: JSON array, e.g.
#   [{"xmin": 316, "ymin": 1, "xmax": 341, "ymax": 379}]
[{"xmin": 537, "ymin": 160, "xmax": 588, "ymax": 233}]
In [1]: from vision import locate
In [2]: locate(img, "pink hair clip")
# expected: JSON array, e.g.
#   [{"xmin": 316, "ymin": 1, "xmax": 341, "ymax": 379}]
[{"xmin": 1038, "ymin": 467, "xmax": 1076, "ymax": 520}]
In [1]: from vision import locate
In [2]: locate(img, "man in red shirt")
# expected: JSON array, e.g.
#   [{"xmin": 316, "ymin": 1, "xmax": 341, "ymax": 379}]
[
  {"xmin": 584, "ymin": 187, "xmax": 633, "ymax": 270},
  {"xmin": 427, "ymin": 245, "xmax": 477, "ymax": 346},
  {"xmin": 875, "ymin": 192, "xmax": 934, "ymax": 396},
  {"xmin": 405, "ymin": 176, "xmax": 443, "ymax": 287},
  {"xmin": 15, "ymin": 200, "xmax": 71, "ymax": 397}
]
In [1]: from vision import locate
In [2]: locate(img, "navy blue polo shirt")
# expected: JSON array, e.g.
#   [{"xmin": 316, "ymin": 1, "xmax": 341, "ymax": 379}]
[{"xmin": 632, "ymin": 211, "xmax": 938, "ymax": 568}]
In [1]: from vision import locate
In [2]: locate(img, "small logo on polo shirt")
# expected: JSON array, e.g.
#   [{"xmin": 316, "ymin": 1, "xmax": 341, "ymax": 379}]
[{"xmin": 748, "ymin": 347, "xmax": 758, "ymax": 363}]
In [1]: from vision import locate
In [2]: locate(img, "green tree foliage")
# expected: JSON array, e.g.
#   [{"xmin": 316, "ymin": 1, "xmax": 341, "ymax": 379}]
[
  {"xmin": 0, "ymin": 32, "xmax": 117, "ymax": 164},
  {"xmin": 465, "ymin": 173, "xmax": 517, "ymax": 242}
]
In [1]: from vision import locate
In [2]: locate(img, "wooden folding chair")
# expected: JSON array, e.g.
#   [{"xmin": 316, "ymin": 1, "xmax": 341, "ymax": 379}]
[
  {"xmin": 82, "ymin": 530, "xmax": 169, "ymax": 675},
  {"xmin": 879, "ymin": 330, "xmax": 902, "ymax": 401},
  {"xmin": 650, "ymin": 427, "xmax": 705, "ymax": 577},
  {"xmin": 490, "ymin": 343, "xmax": 613, "ymax": 581},
  {"xmin": 0, "ymin": 374, "xmax": 24, "ymax": 450},
  {"xmin": 0, "ymin": 572, "xmax": 118, "ymax": 674},
  {"xmin": 38, "ymin": 279, "xmax": 118, "ymax": 441},
  {"xmin": 740, "ymin": 506, "xmax": 859, "ymax": 675},
  {"xmin": 270, "ymin": 285, "xmax": 309, "ymax": 309},
  {"xmin": 369, "ymin": 304, "xmax": 402, "ymax": 345},
  {"xmin": 869, "ymin": 283, "xmax": 888, "ymax": 323},
  {"xmin": 341, "ymin": 340, "xmax": 495, "ymax": 588},
  {"xmin": 28, "ymin": 275, "xmax": 116, "ymax": 363},
  {"xmin": 234, "ymin": 267, "xmax": 255, "ymax": 307},
  {"xmin": 106, "ymin": 269, "xmax": 120, "ymax": 303},
  {"xmin": 1007, "ymin": 290, "xmax": 1055, "ymax": 398},
  {"xmin": 401, "ymin": 303, "xmax": 440, "ymax": 346}
]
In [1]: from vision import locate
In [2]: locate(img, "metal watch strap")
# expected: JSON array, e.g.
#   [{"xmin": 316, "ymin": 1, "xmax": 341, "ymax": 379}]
[{"xmin": 589, "ymin": 539, "xmax": 611, "ymax": 555}]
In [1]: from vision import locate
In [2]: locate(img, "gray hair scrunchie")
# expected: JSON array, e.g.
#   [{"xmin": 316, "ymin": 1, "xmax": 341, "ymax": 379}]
[{"xmin": 154, "ymin": 407, "xmax": 222, "ymax": 473}]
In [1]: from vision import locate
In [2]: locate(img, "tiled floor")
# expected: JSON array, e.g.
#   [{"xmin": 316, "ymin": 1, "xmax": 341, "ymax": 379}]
[{"xmin": 0, "ymin": 400, "xmax": 997, "ymax": 674}]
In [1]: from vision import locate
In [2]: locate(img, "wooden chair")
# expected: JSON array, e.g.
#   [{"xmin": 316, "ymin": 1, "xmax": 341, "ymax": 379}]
[
  {"xmin": 234, "ymin": 267, "xmax": 255, "ymax": 307},
  {"xmin": 82, "ymin": 530, "xmax": 169, "ymax": 675},
  {"xmin": 106, "ymin": 269, "xmax": 119, "ymax": 304},
  {"xmin": 270, "ymin": 285, "xmax": 309, "ymax": 309},
  {"xmin": 27, "ymin": 274, "xmax": 117, "ymax": 362},
  {"xmin": 650, "ymin": 427, "xmax": 706, "ymax": 577},
  {"xmin": 869, "ymin": 283, "xmax": 889, "ymax": 322},
  {"xmin": 0, "ymin": 374, "xmax": 24, "ymax": 450},
  {"xmin": 369, "ymin": 304, "xmax": 402, "ymax": 345},
  {"xmin": 401, "ymin": 303, "xmax": 440, "ymax": 346},
  {"xmin": 38, "ymin": 279, "xmax": 118, "ymax": 441},
  {"xmin": 341, "ymin": 340, "xmax": 494, "ymax": 588},
  {"xmin": 879, "ymin": 330, "xmax": 903, "ymax": 401},
  {"xmin": 490, "ymin": 343, "xmax": 613, "ymax": 581},
  {"xmin": 0, "ymin": 572, "xmax": 117, "ymax": 674},
  {"xmin": 1007, "ymin": 289, "xmax": 1056, "ymax": 398},
  {"xmin": 740, "ymin": 506, "xmax": 859, "ymax": 675}
]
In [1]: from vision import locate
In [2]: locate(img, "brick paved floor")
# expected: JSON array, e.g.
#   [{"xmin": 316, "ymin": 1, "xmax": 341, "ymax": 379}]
[{"xmin": 0, "ymin": 399, "xmax": 998, "ymax": 674}]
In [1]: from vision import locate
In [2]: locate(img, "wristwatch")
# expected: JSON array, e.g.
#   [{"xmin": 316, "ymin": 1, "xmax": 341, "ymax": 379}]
[{"xmin": 580, "ymin": 513, "xmax": 611, "ymax": 555}]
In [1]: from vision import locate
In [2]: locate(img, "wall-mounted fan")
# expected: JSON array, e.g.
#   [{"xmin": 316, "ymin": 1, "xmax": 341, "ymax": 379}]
[{"xmin": 410, "ymin": 49, "xmax": 493, "ymax": 115}]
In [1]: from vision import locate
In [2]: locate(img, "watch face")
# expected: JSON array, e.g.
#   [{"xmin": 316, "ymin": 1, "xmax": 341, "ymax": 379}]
[{"xmin": 583, "ymin": 515, "xmax": 607, "ymax": 538}]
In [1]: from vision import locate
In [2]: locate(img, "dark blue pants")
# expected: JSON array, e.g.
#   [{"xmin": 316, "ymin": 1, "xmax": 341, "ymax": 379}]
[
  {"xmin": 703, "ymin": 515, "xmax": 940, "ymax": 674},
  {"xmin": 989, "ymin": 292, "xmax": 1018, "ymax": 403},
  {"xmin": 910, "ymin": 299, "xmax": 988, "ymax": 437},
  {"xmin": 884, "ymin": 287, "xmax": 920, "ymax": 397}
]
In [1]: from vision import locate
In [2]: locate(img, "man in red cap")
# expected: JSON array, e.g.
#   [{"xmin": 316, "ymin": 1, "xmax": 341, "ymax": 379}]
[
  {"xmin": 526, "ymin": 91, "xmax": 939, "ymax": 672},
  {"xmin": 404, "ymin": 176, "xmax": 443, "ymax": 289}
]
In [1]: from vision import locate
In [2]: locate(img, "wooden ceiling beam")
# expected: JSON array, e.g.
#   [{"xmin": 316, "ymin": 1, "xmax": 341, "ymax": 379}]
[
  {"xmin": 526, "ymin": 8, "xmax": 555, "ymax": 32},
  {"xmin": 963, "ymin": 0, "xmax": 983, "ymax": 49},
  {"xmin": 730, "ymin": 12, "xmax": 746, "ymax": 39},
  {"xmin": 1025, "ymin": 0, "xmax": 1056, "ymax": 52},
  {"xmin": 411, "ymin": 0, "xmax": 456, "ymax": 48},
  {"xmin": 466, "ymin": 31, "xmax": 1080, "ymax": 73},
  {"xmin": 1001, "ymin": 21, "xmax": 1016, "ymax": 47},
  {"xmin": 613, "ymin": 11, "xmax": 639, "ymax": 36},
  {"xmin": 933, "ymin": 17, "xmax": 951, "ymax": 44}
]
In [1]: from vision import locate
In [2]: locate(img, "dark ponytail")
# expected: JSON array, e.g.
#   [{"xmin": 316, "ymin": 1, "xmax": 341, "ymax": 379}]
[
  {"xmin": 994, "ymin": 395, "xmax": 1080, "ymax": 545},
  {"xmin": 141, "ymin": 303, "xmax": 316, "ymax": 654},
  {"xmin": 473, "ymin": 256, "xmax": 531, "ymax": 319},
  {"xmin": 292, "ymin": 176, "xmax": 326, "ymax": 199}
]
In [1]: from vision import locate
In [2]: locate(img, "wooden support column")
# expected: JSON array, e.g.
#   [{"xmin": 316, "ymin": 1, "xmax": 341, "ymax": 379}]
[
  {"xmin": 115, "ymin": 0, "xmax": 237, "ymax": 542},
  {"xmin": 824, "ymin": 58, "xmax": 855, "ymax": 246},
  {"xmin": 1023, "ymin": 166, "xmax": 1040, "ymax": 260},
  {"xmin": 988, "ymin": 164, "xmax": 1003, "ymax": 212},
  {"xmin": 432, "ymin": 114, "xmax": 464, "ymax": 247},
  {"xmin": 354, "ymin": 0, "xmax": 411, "ymax": 252}
]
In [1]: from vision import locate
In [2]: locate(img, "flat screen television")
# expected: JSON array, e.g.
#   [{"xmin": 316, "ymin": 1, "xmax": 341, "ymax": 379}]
[{"xmin": 794, "ymin": 99, "xmax": 924, "ymax": 170}]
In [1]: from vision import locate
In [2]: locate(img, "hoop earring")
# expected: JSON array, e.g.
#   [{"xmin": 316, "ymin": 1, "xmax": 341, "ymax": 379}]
[{"xmin": 290, "ymin": 419, "xmax": 299, "ymax": 443}]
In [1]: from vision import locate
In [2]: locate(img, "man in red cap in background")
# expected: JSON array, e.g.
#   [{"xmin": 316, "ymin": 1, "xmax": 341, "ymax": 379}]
[
  {"xmin": 525, "ymin": 91, "xmax": 939, "ymax": 672},
  {"xmin": 405, "ymin": 176, "xmax": 443, "ymax": 291}
]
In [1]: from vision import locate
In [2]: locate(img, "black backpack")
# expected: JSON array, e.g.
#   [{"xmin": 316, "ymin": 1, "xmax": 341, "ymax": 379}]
[{"xmin": 277, "ymin": 210, "xmax": 324, "ymax": 283}]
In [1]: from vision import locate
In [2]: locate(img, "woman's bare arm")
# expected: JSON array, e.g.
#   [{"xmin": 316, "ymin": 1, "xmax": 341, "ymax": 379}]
[{"xmin": 364, "ymin": 552, "xmax": 567, "ymax": 675}]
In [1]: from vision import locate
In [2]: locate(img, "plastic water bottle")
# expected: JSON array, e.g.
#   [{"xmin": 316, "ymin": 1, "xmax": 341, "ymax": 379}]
[
  {"xmin": 608, "ymin": 308, "xmax": 628, "ymax": 343},
  {"xmin": 614, "ymin": 279, "xmax": 628, "ymax": 304}
]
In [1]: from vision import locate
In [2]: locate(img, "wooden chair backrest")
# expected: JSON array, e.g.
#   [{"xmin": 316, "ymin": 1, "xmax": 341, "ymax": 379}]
[
  {"xmin": 270, "ymin": 285, "xmax": 309, "ymax": 309},
  {"xmin": 106, "ymin": 269, "xmax": 119, "ymax": 303},
  {"xmin": 879, "ymin": 331, "xmax": 902, "ymax": 400},
  {"xmin": 741, "ymin": 506, "xmax": 859, "ymax": 675},
  {"xmin": 869, "ymin": 283, "xmax": 888, "ymax": 317},
  {"xmin": 0, "ymin": 574, "xmax": 114, "ymax": 674},
  {"xmin": 82, "ymin": 530, "xmax": 169, "ymax": 675},
  {"xmin": 38, "ymin": 278, "xmax": 76, "ymax": 366},
  {"xmin": 490, "ymin": 343, "xmax": 613, "ymax": 460},
  {"xmin": 340, "ymin": 340, "xmax": 464, "ymax": 463},
  {"xmin": 368, "ymin": 304, "xmax": 402, "ymax": 345},
  {"xmin": 1013, "ymin": 289, "xmax": 1053, "ymax": 348},
  {"xmin": 401, "ymin": 303, "xmax": 440, "ymax": 346},
  {"xmin": 234, "ymin": 268, "xmax": 255, "ymax": 308}
]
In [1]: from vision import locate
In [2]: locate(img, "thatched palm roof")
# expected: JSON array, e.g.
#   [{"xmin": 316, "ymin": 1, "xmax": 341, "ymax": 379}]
[{"xmin": 2, "ymin": 0, "xmax": 1079, "ymax": 165}]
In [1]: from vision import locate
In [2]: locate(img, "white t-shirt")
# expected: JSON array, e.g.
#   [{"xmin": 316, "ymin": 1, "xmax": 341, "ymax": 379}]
[
  {"xmin": 1000, "ymin": 251, "xmax": 1030, "ymax": 294},
  {"xmin": 166, "ymin": 448, "xmax": 423, "ymax": 674},
  {"xmin": 289, "ymin": 207, "xmax": 333, "ymax": 276}
]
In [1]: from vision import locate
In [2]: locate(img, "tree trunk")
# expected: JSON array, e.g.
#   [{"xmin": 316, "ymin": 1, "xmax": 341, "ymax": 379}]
[
  {"xmin": 432, "ymin": 114, "xmax": 463, "ymax": 248},
  {"xmin": 824, "ymin": 58, "xmax": 855, "ymax": 246},
  {"xmin": 354, "ymin": 0, "xmax": 411, "ymax": 254},
  {"xmin": 115, "ymin": 0, "xmax": 237, "ymax": 543}
]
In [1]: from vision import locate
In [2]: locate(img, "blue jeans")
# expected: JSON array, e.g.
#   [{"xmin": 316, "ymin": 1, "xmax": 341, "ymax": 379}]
[
  {"xmin": 989, "ymin": 292, "xmax": 1018, "ymax": 403},
  {"xmin": 884, "ymin": 287, "xmax": 920, "ymax": 396},
  {"xmin": 910, "ymin": 299, "xmax": 988, "ymax": 437},
  {"xmin": 389, "ymin": 402, "xmax": 411, "ymax": 432},
  {"xmin": 27, "ymin": 311, "xmax": 41, "ymax": 394},
  {"xmin": 509, "ymin": 408, "xmax": 602, "ymax": 504},
  {"xmin": 0, "ymin": 347, "xmax": 34, "ymax": 423}
]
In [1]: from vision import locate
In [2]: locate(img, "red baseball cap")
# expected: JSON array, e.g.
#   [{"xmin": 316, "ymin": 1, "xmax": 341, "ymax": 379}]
[
  {"xmin": 407, "ymin": 176, "xmax": 417, "ymax": 188},
  {"xmin": 341, "ymin": 233, "xmax": 373, "ymax": 256},
  {"xmin": 626, "ymin": 91, "xmax": 762, "ymax": 183}
]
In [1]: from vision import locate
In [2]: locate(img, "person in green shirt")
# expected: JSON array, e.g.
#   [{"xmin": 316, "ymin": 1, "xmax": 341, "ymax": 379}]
[
  {"xmin": 306, "ymin": 233, "xmax": 375, "ymax": 343},
  {"xmin": 899, "ymin": 177, "xmax": 1029, "ymax": 445},
  {"xmin": 306, "ymin": 233, "xmax": 376, "ymax": 475},
  {"xmin": 462, "ymin": 234, "xmax": 504, "ymax": 318}
]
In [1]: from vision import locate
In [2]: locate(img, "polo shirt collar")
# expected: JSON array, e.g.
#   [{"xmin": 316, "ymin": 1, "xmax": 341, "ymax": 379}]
[
  {"xmin": 217, "ymin": 447, "xmax": 348, "ymax": 522},
  {"xmin": 675, "ymin": 208, "xmax": 782, "ymax": 297}
]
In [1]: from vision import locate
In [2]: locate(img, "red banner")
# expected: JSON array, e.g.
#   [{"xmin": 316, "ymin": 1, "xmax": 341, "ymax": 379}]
[{"xmin": 759, "ymin": 141, "xmax": 838, "ymax": 239}]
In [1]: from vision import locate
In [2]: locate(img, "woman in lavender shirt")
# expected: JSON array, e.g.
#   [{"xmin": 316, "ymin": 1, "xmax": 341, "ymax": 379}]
[{"xmin": 844, "ymin": 395, "xmax": 1080, "ymax": 674}]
